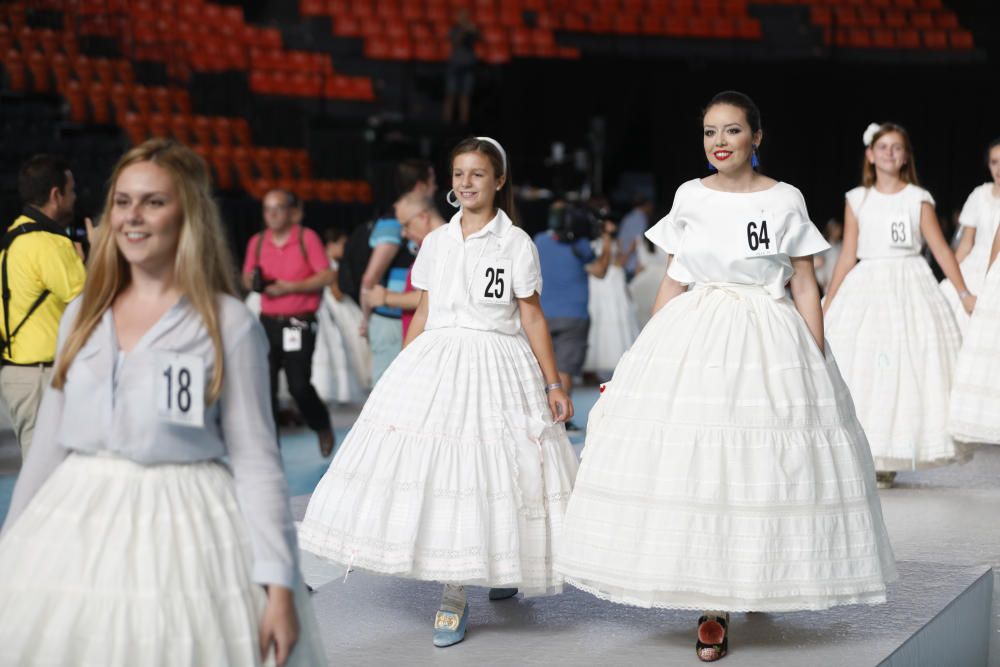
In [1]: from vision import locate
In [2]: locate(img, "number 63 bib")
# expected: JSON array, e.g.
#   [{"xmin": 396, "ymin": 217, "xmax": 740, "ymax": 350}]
[
  {"xmin": 473, "ymin": 257, "xmax": 513, "ymax": 305},
  {"xmin": 155, "ymin": 351, "xmax": 205, "ymax": 427}
]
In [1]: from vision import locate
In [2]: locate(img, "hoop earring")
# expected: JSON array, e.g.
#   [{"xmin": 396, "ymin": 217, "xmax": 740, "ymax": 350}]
[{"xmin": 446, "ymin": 189, "xmax": 461, "ymax": 209}]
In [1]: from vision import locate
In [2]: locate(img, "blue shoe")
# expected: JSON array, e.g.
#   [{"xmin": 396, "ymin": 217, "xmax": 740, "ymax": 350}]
[
  {"xmin": 433, "ymin": 602, "xmax": 469, "ymax": 647},
  {"xmin": 488, "ymin": 587, "xmax": 518, "ymax": 601}
]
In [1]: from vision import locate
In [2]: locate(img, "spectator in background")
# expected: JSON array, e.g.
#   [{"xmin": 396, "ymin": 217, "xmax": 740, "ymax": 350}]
[
  {"xmin": 813, "ymin": 217, "xmax": 843, "ymax": 294},
  {"xmin": 443, "ymin": 9, "xmax": 479, "ymax": 126},
  {"xmin": 242, "ymin": 189, "xmax": 336, "ymax": 456},
  {"xmin": 367, "ymin": 192, "xmax": 447, "ymax": 340},
  {"xmin": 359, "ymin": 159, "xmax": 436, "ymax": 382},
  {"xmin": 0, "ymin": 155, "xmax": 87, "ymax": 459},
  {"xmin": 618, "ymin": 195, "xmax": 654, "ymax": 281},
  {"xmin": 534, "ymin": 203, "xmax": 613, "ymax": 431}
]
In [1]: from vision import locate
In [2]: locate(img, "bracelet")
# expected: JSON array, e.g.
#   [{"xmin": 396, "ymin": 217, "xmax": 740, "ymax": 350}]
[
  {"xmin": 544, "ymin": 382, "xmax": 563, "ymax": 394},
  {"xmin": 958, "ymin": 290, "xmax": 972, "ymax": 299}
]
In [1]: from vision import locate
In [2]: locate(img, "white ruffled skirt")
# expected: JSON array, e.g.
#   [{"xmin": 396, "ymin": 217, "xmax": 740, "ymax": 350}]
[
  {"xmin": 298, "ymin": 327, "xmax": 579, "ymax": 596},
  {"xmin": 556, "ymin": 283, "xmax": 897, "ymax": 612},
  {"xmin": 0, "ymin": 453, "xmax": 325, "ymax": 666},
  {"xmin": 826, "ymin": 256, "xmax": 970, "ymax": 470},
  {"xmin": 950, "ymin": 262, "xmax": 1000, "ymax": 444},
  {"xmin": 313, "ymin": 291, "xmax": 372, "ymax": 404}
]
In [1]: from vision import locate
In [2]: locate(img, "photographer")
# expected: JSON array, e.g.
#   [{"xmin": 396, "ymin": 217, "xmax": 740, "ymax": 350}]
[
  {"xmin": 242, "ymin": 189, "xmax": 336, "ymax": 456},
  {"xmin": 0, "ymin": 155, "xmax": 87, "ymax": 459},
  {"xmin": 533, "ymin": 201, "xmax": 613, "ymax": 431}
]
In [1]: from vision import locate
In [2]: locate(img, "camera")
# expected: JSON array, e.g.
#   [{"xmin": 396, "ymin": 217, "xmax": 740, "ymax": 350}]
[
  {"xmin": 549, "ymin": 201, "xmax": 618, "ymax": 243},
  {"xmin": 251, "ymin": 267, "xmax": 272, "ymax": 293}
]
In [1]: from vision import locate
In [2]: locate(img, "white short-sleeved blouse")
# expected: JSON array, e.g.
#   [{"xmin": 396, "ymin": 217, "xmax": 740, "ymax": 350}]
[
  {"xmin": 645, "ymin": 179, "xmax": 829, "ymax": 298},
  {"xmin": 410, "ymin": 208, "xmax": 541, "ymax": 335},
  {"xmin": 846, "ymin": 184, "xmax": 935, "ymax": 259},
  {"xmin": 958, "ymin": 183, "xmax": 1000, "ymax": 265}
]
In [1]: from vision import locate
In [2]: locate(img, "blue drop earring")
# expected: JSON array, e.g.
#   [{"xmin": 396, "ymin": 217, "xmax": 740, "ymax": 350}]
[
  {"xmin": 707, "ymin": 162, "xmax": 717, "ymax": 172},
  {"xmin": 751, "ymin": 144, "xmax": 760, "ymax": 169}
]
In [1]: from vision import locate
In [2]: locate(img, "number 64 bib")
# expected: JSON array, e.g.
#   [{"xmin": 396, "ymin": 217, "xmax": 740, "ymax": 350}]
[
  {"xmin": 155, "ymin": 351, "xmax": 205, "ymax": 427},
  {"xmin": 473, "ymin": 257, "xmax": 513, "ymax": 305}
]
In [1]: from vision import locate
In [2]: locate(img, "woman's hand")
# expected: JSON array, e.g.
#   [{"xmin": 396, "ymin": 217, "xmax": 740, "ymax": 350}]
[
  {"xmin": 547, "ymin": 387, "xmax": 574, "ymax": 423},
  {"xmin": 259, "ymin": 586, "xmax": 299, "ymax": 666},
  {"xmin": 961, "ymin": 292, "xmax": 977, "ymax": 315}
]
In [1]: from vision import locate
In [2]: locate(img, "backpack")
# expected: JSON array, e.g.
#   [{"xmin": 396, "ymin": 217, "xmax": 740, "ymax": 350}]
[
  {"xmin": 1, "ymin": 222, "xmax": 63, "ymax": 360},
  {"xmin": 338, "ymin": 220, "xmax": 375, "ymax": 304}
]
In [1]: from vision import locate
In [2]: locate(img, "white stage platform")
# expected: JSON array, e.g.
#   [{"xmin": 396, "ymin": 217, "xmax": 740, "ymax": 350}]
[{"xmin": 293, "ymin": 444, "xmax": 1000, "ymax": 666}]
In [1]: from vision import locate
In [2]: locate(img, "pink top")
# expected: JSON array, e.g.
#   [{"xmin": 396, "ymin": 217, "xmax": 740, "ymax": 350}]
[
  {"xmin": 243, "ymin": 225, "xmax": 329, "ymax": 316},
  {"xmin": 401, "ymin": 268, "xmax": 415, "ymax": 338}
]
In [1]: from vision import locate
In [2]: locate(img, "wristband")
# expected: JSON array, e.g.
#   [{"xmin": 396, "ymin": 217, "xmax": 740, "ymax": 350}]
[{"xmin": 544, "ymin": 382, "xmax": 563, "ymax": 394}]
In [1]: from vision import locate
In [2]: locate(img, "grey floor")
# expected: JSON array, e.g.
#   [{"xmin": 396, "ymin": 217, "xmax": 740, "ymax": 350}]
[{"xmin": 4, "ymin": 398, "xmax": 1000, "ymax": 665}]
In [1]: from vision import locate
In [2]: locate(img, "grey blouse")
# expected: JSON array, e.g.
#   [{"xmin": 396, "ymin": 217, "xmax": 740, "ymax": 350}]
[{"xmin": 3, "ymin": 294, "xmax": 299, "ymax": 588}]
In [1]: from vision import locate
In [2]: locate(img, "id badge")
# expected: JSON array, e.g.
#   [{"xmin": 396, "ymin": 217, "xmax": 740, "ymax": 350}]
[
  {"xmin": 473, "ymin": 257, "xmax": 513, "ymax": 305},
  {"xmin": 888, "ymin": 219, "xmax": 914, "ymax": 249},
  {"xmin": 744, "ymin": 213, "xmax": 778, "ymax": 258},
  {"xmin": 155, "ymin": 351, "xmax": 205, "ymax": 427},
  {"xmin": 282, "ymin": 326, "xmax": 303, "ymax": 352}
]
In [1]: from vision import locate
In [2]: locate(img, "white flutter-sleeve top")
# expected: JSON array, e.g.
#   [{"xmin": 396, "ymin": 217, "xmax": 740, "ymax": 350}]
[
  {"xmin": 645, "ymin": 179, "xmax": 829, "ymax": 298},
  {"xmin": 846, "ymin": 184, "xmax": 935, "ymax": 259}
]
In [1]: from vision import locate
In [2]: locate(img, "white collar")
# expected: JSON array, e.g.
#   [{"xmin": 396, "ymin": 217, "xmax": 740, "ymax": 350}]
[{"xmin": 446, "ymin": 208, "xmax": 512, "ymax": 242}]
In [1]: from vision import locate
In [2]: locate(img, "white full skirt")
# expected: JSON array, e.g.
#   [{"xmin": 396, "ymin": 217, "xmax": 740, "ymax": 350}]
[
  {"xmin": 950, "ymin": 262, "xmax": 1000, "ymax": 444},
  {"xmin": 556, "ymin": 283, "xmax": 897, "ymax": 612},
  {"xmin": 0, "ymin": 454, "xmax": 325, "ymax": 667},
  {"xmin": 584, "ymin": 265, "xmax": 640, "ymax": 373},
  {"xmin": 826, "ymin": 257, "xmax": 970, "ymax": 470},
  {"xmin": 298, "ymin": 327, "xmax": 579, "ymax": 596}
]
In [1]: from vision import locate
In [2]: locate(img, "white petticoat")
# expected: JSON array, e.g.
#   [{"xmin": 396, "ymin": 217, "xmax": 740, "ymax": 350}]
[
  {"xmin": 826, "ymin": 257, "xmax": 971, "ymax": 470},
  {"xmin": 298, "ymin": 327, "xmax": 579, "ymax": 596},
  {"xmin": 556, "ymin": 283, "xmax": 897, "ymax": 612},
  {"xmin": 950, "ymin": 262, "xmax": 1000, "ymax": 444},
  {"xmin": 0, "ymin": 453, "xmax": 325, "ymax": 667},
  {"xmin": 584, "ymin": 265, "xmax": 640, "ymax": 373}
]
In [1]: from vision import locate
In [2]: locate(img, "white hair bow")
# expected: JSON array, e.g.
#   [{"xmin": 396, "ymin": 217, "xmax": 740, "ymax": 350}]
[{"xmin": 862, "ymin": 123, "xmax": 881, "ymax": 147}]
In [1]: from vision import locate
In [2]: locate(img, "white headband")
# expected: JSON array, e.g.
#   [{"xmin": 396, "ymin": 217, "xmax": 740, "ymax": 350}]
[
  {"xmin": 476, "ymin": 136, "xmax": 507, "ymax": 174},
  {"xmin": 862, "ymin": 122, "xmax": 881, "ymax": 147}
]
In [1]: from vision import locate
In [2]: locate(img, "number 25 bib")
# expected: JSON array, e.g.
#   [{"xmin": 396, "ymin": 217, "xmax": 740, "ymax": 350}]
[{"xmin": 473, "ymin": 257, "xmax": 513, "ymax": 305}]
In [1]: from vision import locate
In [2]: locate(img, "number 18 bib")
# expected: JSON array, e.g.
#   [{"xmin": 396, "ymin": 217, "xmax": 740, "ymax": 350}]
[{"xmin": 155, "ymin": 351, "xmax": 205, "ymax": 427}]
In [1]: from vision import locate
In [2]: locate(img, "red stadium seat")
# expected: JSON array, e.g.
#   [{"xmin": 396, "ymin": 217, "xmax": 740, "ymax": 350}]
[
  {"xmin": 896, "ymin": 28, "xmax": 921, "ymax": 48},
  {"xmin": 88, "ymin": 82, "xmax": 112, "ymax": 124},
  {"xmin": 871, "ymin": 28, "xmax": 895, "ymax": 48},
  {"xmin": 27, "ymin": 52, "xmax": 50, "ymax": 92},
  {"xmin": 949, "ymin": 29, "xmax": 973, "ymax": 50},
  {"xmin": 193, "ymin": 115, "xmax": 214, "ymax": 146},
  {"xmin": 922, "ymin": 29, "xmax": 948, "ymax": 48},
  {"xmin": 123, "ymin": 112, "xmax": 148, "ymax": 145},
  {"xmin": 170, "ymin": 114, "xmax": 194, "ymax": 144},
  {"xmin": 934, "ymin": 12, "xmax": 959, "ymax": 30}
]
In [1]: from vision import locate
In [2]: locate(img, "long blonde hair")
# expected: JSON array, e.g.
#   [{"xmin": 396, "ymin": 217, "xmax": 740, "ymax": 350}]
[
  {"xmin": 53, "ymin": 139, "xmax": 237, "ymax": 402},
  {"xmin": 862, "ymin": 122, "xmax": 920, "ymax": 188}
]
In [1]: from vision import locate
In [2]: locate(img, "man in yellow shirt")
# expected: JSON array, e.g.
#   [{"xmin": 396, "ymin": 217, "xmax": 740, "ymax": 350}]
[{"xmin": 0, "ymin": 155, "xmax": 86, "ymax": 458}]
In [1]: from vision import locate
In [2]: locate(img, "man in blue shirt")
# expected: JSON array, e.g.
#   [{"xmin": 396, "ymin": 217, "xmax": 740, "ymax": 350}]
[{"xmin": 534, "ymin": 208, "xmax": 613, "ymax": 430}]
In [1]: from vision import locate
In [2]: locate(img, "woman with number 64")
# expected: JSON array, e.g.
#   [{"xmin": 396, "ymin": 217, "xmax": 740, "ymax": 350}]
[
  {"xmin": 556, "ymin": 92, "xmax": 896, "ymax": 662},
  {"xmin": 0, "ymin": 139, "xmax": 325, "ymax": 666}
]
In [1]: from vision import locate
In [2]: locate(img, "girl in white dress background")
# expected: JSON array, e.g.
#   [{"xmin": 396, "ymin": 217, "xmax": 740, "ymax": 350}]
[
  {"xmin": 950, "ymin": 218, "xmax": 1000, "ymax": 444},
  {"xmin": 824, "ymin": 122, "xmax": 976, "ymax": 487},
  {"xmin": 940, "ymin": 137, "xmax": 1000, "ymax": 333},
  {"xmin": 583, "ymin": 231, "xmax": 640, "ymax": 375},
  {"xmin": 556, "ymin": 92, "xmax": 896, "ymax": 662},
  {"xmin": 311, "ymin": 226, "xmax": 372, "ymax": 405},
  {"xmin": 0, "ymin": 139, "xmax": 324, "ymax": 666},
  {"xmin": 628, "ymin": 232, "xmax": 668, "ymax": 327},
  {"xmin": 298, "ymin": 137, "xmax": 579, "ymax": 648}
]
